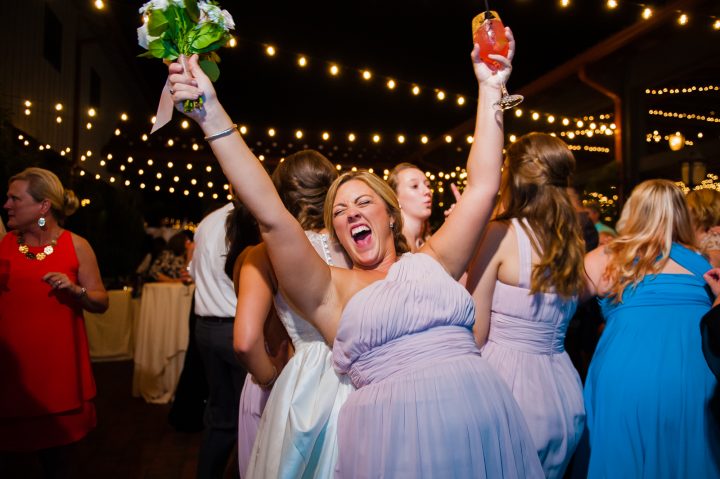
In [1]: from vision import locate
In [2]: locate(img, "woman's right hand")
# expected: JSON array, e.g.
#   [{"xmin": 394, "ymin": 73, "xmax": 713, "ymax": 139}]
[{"xmin": 167, "ymin": 54, "xmax": 217, "ymax": 126}]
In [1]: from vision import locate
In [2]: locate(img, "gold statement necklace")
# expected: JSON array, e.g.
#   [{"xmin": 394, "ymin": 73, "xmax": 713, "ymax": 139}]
[{"xmin": 17, "ymin": 232, "xmax": 59, "ymax": 261}]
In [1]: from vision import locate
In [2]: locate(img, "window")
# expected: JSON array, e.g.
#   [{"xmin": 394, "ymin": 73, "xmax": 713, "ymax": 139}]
[{"xmin": 43, "ymin": 4, "xmax": 62, "ymax": 71}]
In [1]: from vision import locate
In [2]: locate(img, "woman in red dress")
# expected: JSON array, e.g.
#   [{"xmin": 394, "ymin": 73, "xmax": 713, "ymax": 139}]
[{"xmin": 0, "ymin": 167, "xmax": 108, "ymax": 476}]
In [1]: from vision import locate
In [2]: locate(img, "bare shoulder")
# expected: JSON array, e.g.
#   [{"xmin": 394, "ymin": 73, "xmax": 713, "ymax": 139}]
[
  {"xmin": 69, "ymin": 231, "xmax": 96, "ymax": 258},
  {"xmin": 584, "ymin": 245, "xmax": 610, "ymax": 295}
]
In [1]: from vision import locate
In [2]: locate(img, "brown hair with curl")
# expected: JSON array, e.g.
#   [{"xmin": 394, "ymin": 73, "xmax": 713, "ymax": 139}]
[
  {"xmin": 271, "ymin": 150, "xmax": 338, "ymax": 231},
  {"xmin": 323, "ymin": 170, "xmax": 410, "ymax": 256},
  {"xmin": 685, "ymin": 188, "xmax": 720, "ymax": 232},
  {"xmin": 495, "ymin": 132, "xmax": 585, "ymax": 298}
]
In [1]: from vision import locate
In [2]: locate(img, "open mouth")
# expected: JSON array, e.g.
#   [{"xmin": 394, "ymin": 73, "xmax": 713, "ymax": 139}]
[{"xmin": 351, "ymin": 224, "xmax": 372, "ymax": 247}]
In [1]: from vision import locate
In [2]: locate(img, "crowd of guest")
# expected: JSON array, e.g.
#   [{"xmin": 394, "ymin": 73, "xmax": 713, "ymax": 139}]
[{"xmin": 1, "ymin": 21, "xmax": 719, "ymax": 479}]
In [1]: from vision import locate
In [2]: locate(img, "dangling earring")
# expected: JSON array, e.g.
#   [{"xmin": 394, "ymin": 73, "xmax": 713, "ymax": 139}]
[
  {"xmin": 390, "ymin": 222, "xmax": 395, "ymax": 230},
  {"xmin": 38, "ymin": 215, "xmax": 46, "ymax": 228}
]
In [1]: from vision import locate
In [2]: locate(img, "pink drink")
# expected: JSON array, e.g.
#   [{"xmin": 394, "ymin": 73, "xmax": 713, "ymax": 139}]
[{"xmin": 472, "ymin": 11, "xmax": 509, "ymax": 72}]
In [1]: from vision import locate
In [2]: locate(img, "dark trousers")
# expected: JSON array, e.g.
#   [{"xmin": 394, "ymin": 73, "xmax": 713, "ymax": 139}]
[{"xmin": 195, "ymin": 318, "xmax": 247, "ymax": 479}]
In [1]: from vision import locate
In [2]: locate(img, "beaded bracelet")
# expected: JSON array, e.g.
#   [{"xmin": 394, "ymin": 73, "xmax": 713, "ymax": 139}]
[{"xmin": 204, "ymin": 123, "xmax": 237, "ymax": 142}]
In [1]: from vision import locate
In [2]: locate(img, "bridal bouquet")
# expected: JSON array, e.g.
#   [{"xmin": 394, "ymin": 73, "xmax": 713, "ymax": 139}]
[{"xmin": 138, "ymin": 0, "xmax": 235, "ymax": 112}]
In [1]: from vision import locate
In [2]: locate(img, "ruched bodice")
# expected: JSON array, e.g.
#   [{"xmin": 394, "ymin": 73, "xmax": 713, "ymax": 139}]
[
  {"xmin": 489, "ymin": 219, "xmax": 578, "ymax": 354},
  {"xmin": 332, "ymin": 252, "xmax": 544, "ymax": 478},
  {"xmin": 482, "ymin": 219, "xmax": 584, "ymax": 479},
  {"xmin": 333, "ymin": 253, "xmax": 476, "ymax": 388}
]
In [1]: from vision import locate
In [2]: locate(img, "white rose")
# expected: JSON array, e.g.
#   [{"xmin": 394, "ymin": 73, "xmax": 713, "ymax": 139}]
[
  {"xmin": 221, "ymin": 9, "xmax": 235, "ymax": 30},
  {"xmin": 137, "ymin": 23, "xmax": 150, "ymax": 49}
]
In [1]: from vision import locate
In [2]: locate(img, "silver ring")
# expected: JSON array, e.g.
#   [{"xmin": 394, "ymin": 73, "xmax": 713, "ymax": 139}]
[{"xmin": 169, "ymin": 88, "xmax": 175, "ymax": 95}]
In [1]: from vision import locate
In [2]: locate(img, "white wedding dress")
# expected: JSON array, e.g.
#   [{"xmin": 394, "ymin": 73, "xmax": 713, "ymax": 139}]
[{"xmin": 243, "ymin": 231, "xmax": 355, "ymax": 478}]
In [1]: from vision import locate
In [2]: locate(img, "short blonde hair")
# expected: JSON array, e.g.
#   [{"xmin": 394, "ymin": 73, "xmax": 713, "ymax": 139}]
[
  {"xmin": 9, "ymin": 167, "xmax": 78, "ymax": 222},
  {"xmin": 686, "ymin": 189, "xmax": 720, "ymax": 231},
  {"xmin": 324, "ymin": 170, "xmax": 410, "ymax": 255},
  {"xmin": 604, "ymin": 179, "xmax": 696, "ymax": 302}
]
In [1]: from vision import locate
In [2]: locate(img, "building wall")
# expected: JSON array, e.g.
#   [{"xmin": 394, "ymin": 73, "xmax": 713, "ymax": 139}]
[{"xmin": 0, "ymin": 0, "xmax": 151, "ymax": 166}]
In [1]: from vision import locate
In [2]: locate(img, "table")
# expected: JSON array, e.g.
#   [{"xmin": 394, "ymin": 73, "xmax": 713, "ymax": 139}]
[
  {"xmin": 132, "ymin": 282, "xmax": 194, "ymax": 404},
  {"xmin": 84, "ymin": 288, "xmax": 136, "ymax": 361}
]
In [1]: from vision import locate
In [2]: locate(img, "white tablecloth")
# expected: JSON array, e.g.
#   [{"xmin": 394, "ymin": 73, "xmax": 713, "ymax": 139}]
[
  {"xmin": 84, "ymin": 288, "xmax": 136, "ymax": 361},
  {"xmin": 132, "ymin": 282, "xmax": 194, "ymax": 404}
]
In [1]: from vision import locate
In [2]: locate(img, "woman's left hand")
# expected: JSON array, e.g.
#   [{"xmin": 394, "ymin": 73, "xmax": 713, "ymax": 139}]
[
  {"xmin": 43, "ymin": 272, "xmax": 79, "ymax": 295},
  {"xmin": 471, "ymin": 27, "xmax": 515, "ymax": 87}
]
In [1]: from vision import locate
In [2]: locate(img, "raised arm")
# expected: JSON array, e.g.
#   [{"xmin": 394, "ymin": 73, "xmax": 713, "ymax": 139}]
[
  {"xmin": 421, "ymin": 29, "xmax": 514, "ymax": 279},
  {"xmin": 168, "ymin": 56, "xmax": 332, "ymax": 322}
]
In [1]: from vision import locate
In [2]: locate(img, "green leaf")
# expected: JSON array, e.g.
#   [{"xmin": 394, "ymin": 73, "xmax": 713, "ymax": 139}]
[
  {"xmin": 137, "ymin": 51, "xmax": 157, "ymax": 59},
  {"xmin": 147, "ymin": 10, "xmax": 169, "ymax": 37},
  {"xmin": 161, "ymin": 38, "xmax": 180, "ymax": 60},
  {"xmin": 147, "ymin": 38, "xmax": 169, "ymax": 59},
  {"xmin": 190, "ymin": 24, "xmax": 226, "ymax": 51},
  {"xmin": 199, "ymin": 59, "xmax": 220, "ymax": 82},
  {"xmin": 185, "ymin": 0, "xmax": 200, "ymax": 23}
]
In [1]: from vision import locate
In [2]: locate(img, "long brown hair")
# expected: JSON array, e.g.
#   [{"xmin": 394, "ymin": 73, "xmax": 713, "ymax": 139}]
[
  {"xmin": 495, "ymin": 133, "xmax": 584, "ymax": 298},
  {"xmin": 271, "ymin": 150, "xmax": 339, "ymax": 231},
  {"xmin": 604, "ymin": 179, "xmax": 697, "ymax": 302},
  {"xmin": 324, "ymin": 170, "xmax": 410, "ymax": 255}
]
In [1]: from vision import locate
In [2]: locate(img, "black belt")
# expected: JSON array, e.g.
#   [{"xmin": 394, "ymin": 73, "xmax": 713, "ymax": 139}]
[{"xmin": 197, "ymin": 315, "xmax": 235, "ymax": 324}]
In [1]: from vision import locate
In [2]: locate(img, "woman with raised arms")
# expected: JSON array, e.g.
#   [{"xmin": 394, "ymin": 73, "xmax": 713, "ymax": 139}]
[{"xmin": 168, "ymin": 28, "xmax": 542, "ymax": 477}]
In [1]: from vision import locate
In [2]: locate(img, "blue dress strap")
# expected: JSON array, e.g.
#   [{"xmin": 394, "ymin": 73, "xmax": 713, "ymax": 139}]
[{"xmin": 669, "ymin": 243, "xmax": 712, "ymax": 278}]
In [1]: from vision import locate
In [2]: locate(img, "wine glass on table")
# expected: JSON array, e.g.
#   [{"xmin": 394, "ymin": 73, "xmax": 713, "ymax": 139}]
[{"xmin": 472, "ymin": 9, "xmax": 523, "ymax": 110}]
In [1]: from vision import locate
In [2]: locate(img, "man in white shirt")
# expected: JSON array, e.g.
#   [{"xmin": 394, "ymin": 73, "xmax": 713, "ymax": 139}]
[{"xmin": 190, "ymin": 201, "xmax": 248, "ymax": 478}]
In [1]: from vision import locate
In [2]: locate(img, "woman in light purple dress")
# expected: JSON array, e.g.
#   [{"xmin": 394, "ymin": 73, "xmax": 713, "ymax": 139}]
[
  {"xmin": 466, "ymin": 133, "xmax": 586, "ymax": 478},
  {"xmin": 169, "ymin": 28, "xmax": 542, "ymax": 477}
]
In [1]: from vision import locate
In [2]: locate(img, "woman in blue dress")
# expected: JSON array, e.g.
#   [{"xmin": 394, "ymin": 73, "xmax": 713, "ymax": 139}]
[{"xmin": 583, "ymin": 179, "xmax": 720, "ymax": 478}]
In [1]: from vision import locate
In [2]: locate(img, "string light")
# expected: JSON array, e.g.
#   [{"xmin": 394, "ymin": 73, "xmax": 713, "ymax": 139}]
[
  {"xmin": 298, "ymin": 56, "xmax": 307, "ymax": 67},
  {"xmin": 641, "ymin": 7, "xmax": 652, "ymax": 20},
  {"xmin": 677, "ymin": 13, "xmax": 688, "ymax": 26},
  {"xmin": 645, "ymin": 84, "xmax": 719, "ymax": 95},
  {"xmin": 386, "ymin": 79, "xmax": 396, "ymax": 90},
  {"xmin": 265, "ymin": 45, "xmax": 276, "ymax": 56},
  {"xmin": 606, "ymin": 0, "xmax": 618, "ymax": 9},
  {"xmin": 362, "ymin": 70, "xmax": 372, "ymax": 80},
  {"xmin": 329, "ymin": 64, "xmax": 339, "ymax": 76},
  {"xmin": 648, "ymin": 109, "xmax": 720, "ymax": 123}
]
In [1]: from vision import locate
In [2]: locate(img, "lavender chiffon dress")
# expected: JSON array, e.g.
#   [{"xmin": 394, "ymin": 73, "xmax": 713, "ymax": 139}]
[
  {"xmin": 332, "ymin": 253, "xmax": 543, "ymax": 478},
  {"xmin": 482, "ymin": 218, "xmax": 585, "ymax": 478}
]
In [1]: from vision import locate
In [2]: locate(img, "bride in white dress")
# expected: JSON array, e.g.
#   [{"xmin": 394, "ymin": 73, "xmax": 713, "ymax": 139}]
[{"xmin": 233, "ymin": 150, "xmax": 353, "ymax": 478}]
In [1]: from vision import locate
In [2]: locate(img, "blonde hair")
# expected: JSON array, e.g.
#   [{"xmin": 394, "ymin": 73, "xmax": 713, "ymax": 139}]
[
  {"xmin": 686, "ymin": 189, "xmax": 720, "ymax": 231},
  {"xmin": 9, "ymin": 167, "xmax": 78, "ymax": 222},
  {"xmin": 324, "ymin": 170, "xmax": 410, "ymax": 255},
  {"xmin": 496, "ymin": 133, "xmax": 585, "ymax": 298},
  {"xmin": 604, "ymin": 179, "xmax": 697, "ymax": 302}
]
